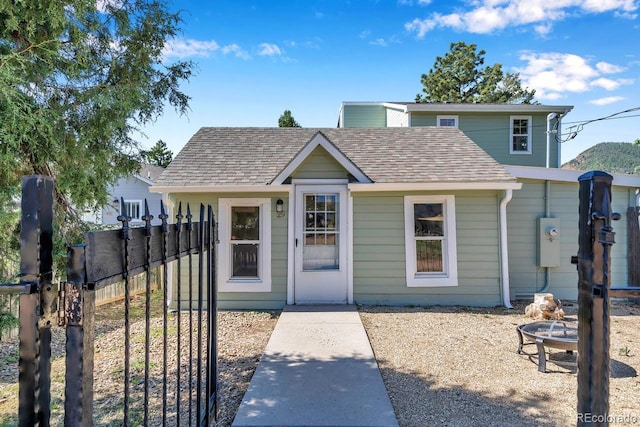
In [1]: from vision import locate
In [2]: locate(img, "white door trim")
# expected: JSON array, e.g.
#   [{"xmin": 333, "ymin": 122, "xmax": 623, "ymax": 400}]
[{"xmin": 292, "ymin": 184, "xmax": 350, "ymax": 304}]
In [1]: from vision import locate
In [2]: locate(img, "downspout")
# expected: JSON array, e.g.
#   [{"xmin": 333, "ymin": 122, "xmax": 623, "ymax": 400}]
[{"xmin": 500, "ymin": 189, "xmax": 514, "ymax": 308}]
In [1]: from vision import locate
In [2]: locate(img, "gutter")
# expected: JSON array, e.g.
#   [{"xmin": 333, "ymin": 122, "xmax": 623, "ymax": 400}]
[{"xmin": 500, "ymin": 189, "xmax": 514, "ymax": 309}]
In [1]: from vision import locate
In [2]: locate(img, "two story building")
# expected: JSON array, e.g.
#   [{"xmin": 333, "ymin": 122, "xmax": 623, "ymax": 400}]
[{"xmin": 153, "ymin": 103, "xmax": 640, "ymax": 310}]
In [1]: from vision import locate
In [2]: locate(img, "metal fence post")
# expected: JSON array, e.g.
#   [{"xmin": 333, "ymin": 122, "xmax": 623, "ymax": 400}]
[
  {"xmin": 577, "ymin": 171, "xmax": 619, "ymax": 426},
  {"xmin": 63, "ymin": 245, "xmax": 95, "ymax": 427},
  {"xmin": 18, "ymin": 175, "xmax": 55, "ymax": 427}
]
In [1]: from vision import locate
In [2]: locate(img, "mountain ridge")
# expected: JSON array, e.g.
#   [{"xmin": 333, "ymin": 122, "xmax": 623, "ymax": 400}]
[{"xmin": 561, "ymin": 142, "xmax": 640, "ymax": 175}]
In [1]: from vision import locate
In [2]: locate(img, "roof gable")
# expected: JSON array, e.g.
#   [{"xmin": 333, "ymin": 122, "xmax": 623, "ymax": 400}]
[{"xmin": 272, "ymin": 132, "xmax": 371, "ymax": 184}]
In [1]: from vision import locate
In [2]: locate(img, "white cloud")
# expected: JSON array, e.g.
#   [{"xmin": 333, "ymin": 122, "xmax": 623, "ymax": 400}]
[
  {"xmin": 162, "ymin": 39, "xmax": 250, "ymax": 60},
  {"xmin": 534, "ymin": 22, "xmax": 553, "ymax": 36},
  {"xmin": 515, "ymin": 52, "xmax": 632, "ymax": 100},
  {"xmin": 222, "ymin": 44, "xmax": 251, "ymax": 60},
  {"xmin": 405, "ymin": 0, "xmax": 639, "ymax": 37},
  {"xmin": 589, "ymin": 96, "xmax": 625, "ymax": 105},
  {"xmin": 591, "ymin": 77, "xmax": 622, "ymax": 90},
  {"xmin": 596, "ymin": 61, "xmax": 625, "ymax": 73},
  {"xmin": 258, "ymin": 43, "xmax": 282, "ymax": 56},
  {"xmin": 370, "ymin": 38, "xmax": 388, "ymax": 47}
]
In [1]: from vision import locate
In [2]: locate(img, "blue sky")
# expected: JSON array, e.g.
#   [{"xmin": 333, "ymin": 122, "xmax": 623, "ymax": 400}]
[{"xmin": 141, "ymin": 0, "xmax": 640, "ymax": 164}]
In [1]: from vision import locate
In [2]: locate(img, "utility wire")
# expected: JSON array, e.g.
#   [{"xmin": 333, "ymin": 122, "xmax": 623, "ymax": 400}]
[{"xmin": 556, "ymin": 107, "xmax": 640, "ymax": 143}]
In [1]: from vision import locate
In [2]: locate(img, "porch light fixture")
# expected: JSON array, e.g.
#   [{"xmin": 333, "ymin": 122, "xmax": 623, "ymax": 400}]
[{"xmin": 276, "ymin": 199, "xmax": 285, "ymax": 217}]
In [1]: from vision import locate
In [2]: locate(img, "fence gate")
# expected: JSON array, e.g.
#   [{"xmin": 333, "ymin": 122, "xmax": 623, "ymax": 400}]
[{"xmin": 5, "ymin": 175, "xmax": 217, "ymax": 426}]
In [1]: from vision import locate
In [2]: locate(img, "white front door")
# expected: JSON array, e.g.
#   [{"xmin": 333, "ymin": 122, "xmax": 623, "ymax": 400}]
[{"xmin": 294, "ymin": 184, "xmax": 348, "ymax": 304}]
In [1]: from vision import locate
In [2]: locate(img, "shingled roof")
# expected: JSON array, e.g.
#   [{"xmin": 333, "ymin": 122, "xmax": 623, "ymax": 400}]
[{"xmin": 155, "ymin": 127, "xmax": 516, "ymax": 188}]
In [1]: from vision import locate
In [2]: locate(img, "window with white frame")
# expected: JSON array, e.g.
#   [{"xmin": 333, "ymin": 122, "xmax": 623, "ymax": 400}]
[
  {"xmin": 436, "ymin": 115, "xmax": 458, "ymax": 128},
  {"xmin": 218, "ymin": 198, "xmax": 271, "ymax": 292},
  {"xmin": 404, "ymin": 195, "xmax": 458, "ymax": 287},
  {"xmin": 122, "ymin": 200, "xmax": 142, "ymax": 221},
  {"xmin": 510, "ymin": 115, "xmax": 532, "ymax": 154}
]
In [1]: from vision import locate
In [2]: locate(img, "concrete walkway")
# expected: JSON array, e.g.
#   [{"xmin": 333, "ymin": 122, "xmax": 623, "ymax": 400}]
[{"xmin": 232, "ymin": 305, "xmax": 398, "ymax": 427}]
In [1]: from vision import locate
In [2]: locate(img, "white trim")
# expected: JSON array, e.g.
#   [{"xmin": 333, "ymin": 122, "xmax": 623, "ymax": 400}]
[
  {"xmin": 404, "ymin": 195, "xmax": 458, "ymax": 287},
  {"xmin": 340, "ymin": 101, "xmax": 574, "ymax": 114},
  {"xmin": 348, "ymin": 182, "xmax": 522, "ymax": 192},
  {"xmin": 499, "ymin": 189, "xmax": 513, "ymax": 309},
  {"xmin": 217, "ymin": 198, "xmax": 272, "ymax": 293},
  {"xmin": 271, "ymin": 132, "xmax": 372, "ymax": 184},
  {"xmin": 287, "ymin": 195, "xmax": 295, "ymax": 304},
  {"xmin": 402, "ymin": 103, "xmax": 573, "ymax": 114},
  {"xmin": 122, "ymin": 199, "xmax": 143, "ymax": 221},
  {"xmin": 505, "ymin": 165, "xmax": 640, "ymax": 187},
  {"xmin": 150, "ymin": 185, "xmax": 291, "ymax": 193},
  {"xmin": 347, "ymin": 191, "xmax": 354, "ymax": 304},
  {"xmin": 436, "ymin": 115, "xmax": 459, "ymax": 128},
  {"xmin": 293, "ymin": 184, "xmax": 349, "ymax": 303},
  {"xmin": 509, "ymin": 115, "xmax": 532, "ymax": 155}
]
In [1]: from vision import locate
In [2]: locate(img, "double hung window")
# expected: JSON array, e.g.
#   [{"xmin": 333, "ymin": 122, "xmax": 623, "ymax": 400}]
[
  {"xmin": 510, "ymin": 115, "xmax": 532, "ymax": 154},
  {"xmin": 218, "ymin": 198, "xmax": 271, "ymax": 292},
  {"xmin": 404, "ymin": 195, "xmax": 458, "ymax": 287}
]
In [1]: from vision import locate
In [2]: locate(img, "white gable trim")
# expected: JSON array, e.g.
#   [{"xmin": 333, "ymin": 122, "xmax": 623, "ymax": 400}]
[{"xmin": 271, "ymin": 132, "xmax": 372, "ymax": 185}]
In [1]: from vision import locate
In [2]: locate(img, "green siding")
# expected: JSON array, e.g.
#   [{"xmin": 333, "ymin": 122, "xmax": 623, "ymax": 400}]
[
  {"xmin": 507, "ymin": 180, "xmax": 632, "ymax": 301},
  {"xmin": 170, "ymin": 192, "xmax": 289, "ymax": 310},
  {"xmin": 351, "ymin": 191, "xmax": 503, "ymax": 307},
  {"xmin": 291, "ymin": 146, "xmax": 349, "ymax": 180},
  {"xmin": 341, "ymin": 104, "xmax": 386, "ymax": 127},
  {"xmin": 410, "ymin": 112, "xmax": 558, "ymax": 167}
]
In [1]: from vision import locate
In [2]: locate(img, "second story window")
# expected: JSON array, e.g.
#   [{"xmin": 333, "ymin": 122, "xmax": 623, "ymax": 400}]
[
  {"xmin": 510, "ymin": 116, "xmax": 532, "ymax": 154},
  {"xmin": 437, "ymin": 115, "xmax": 458, "ymax": 128}
]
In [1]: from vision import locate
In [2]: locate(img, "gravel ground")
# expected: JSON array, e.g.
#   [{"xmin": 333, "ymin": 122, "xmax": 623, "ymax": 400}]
[
  {"xmin": 2, "ymin": 297, "xmax": 639, "ymax": 427},
  {"xmin": 359, "ymin": 300, "xmax": 640, "ymax": 427}
]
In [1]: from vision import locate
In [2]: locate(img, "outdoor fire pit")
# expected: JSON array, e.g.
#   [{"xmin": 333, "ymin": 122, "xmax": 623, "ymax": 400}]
[{"xmin": 517, "ymin": 320, "xmax": 578, "ymax": 372}]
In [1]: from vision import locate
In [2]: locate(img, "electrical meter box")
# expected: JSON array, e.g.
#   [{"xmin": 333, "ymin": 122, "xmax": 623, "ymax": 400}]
[{"xmin": 537, "ymin": 218, "xmax": 560, "ymax": 267}]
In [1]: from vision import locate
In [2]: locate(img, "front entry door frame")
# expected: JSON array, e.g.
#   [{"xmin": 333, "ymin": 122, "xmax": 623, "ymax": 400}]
[{"xmin": 287, "ymin": 180, "xmax": 352, "ymax": 304}]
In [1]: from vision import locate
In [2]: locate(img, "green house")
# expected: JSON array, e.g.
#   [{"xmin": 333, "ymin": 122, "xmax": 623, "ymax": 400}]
[
  {"xmin": 153, "ymin": 105, "xmax": 640, "ymax": 309},
  {"xmin": 339, "ymin": 102, "xmax": 574, "ymax": 168}
]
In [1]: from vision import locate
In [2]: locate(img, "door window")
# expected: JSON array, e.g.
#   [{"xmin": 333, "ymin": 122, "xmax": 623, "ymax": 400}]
[{"xmin": 303, "ymin": 194, "xmax": 339, "ymax": 270}]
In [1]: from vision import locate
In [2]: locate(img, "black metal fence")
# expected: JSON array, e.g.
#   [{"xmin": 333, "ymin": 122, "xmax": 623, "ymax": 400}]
[
  {"xmin": 1, "ymin": 175, "xmax": 217, "ymax": 426},
  {"xmin": 576, "ymin": 171, "xmax": 640, "ymax": 427}
]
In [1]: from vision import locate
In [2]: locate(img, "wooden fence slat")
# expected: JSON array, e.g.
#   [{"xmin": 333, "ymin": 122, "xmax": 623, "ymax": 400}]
[{"xmin": 85, "ymin": 224, "xmax": 203, "ymax": 289}]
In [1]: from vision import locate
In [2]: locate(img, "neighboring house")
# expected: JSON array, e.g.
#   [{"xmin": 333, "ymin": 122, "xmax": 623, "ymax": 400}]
[
  {"xmin": 338, "ymin": 102, "xmax": 574, "ymax": 168},
  {"xmin": 100, "ymin": 164, "xmax": 166, "ymax": 226}
]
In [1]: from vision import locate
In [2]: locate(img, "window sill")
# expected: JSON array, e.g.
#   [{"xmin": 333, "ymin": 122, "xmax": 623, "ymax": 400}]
[
  {"xmin": 407, "ymin": 276, "xmax": 458, "ymax": 288},
  {"xmin": 218, "ymin": 280, "xmax": 271, "ymax": 293}
]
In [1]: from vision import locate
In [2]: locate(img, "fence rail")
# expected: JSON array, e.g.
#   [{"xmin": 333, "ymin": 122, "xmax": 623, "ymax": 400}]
[{"xmin": 1, "ymin": 175, "xmax": 217, "ymax": 426}]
